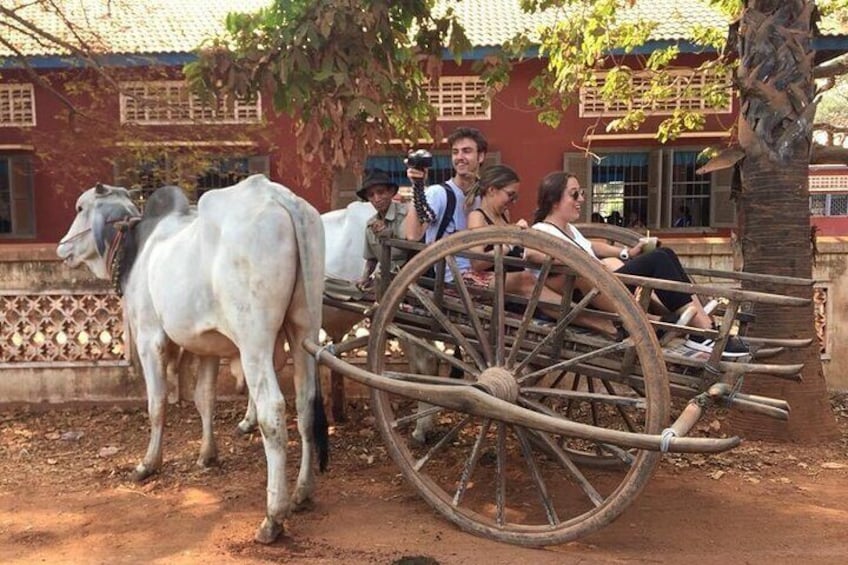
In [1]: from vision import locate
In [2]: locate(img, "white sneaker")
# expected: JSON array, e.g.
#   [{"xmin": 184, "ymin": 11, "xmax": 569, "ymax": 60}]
[{"xmin": 684, "ymin": 335, "xmax": 750, "ymax": 359}]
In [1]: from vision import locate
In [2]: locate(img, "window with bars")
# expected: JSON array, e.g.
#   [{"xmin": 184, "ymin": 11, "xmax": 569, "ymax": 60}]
[
  {"xmin": 119, "ymin": 81, "xmax": 261, "ymax": 125},
  {"xmin": 0, "ymin": 83, "xmax": 36, "ymax": 127},
  {"xmin": 426, "ymin": 76, "xmax": 490, "ymax": 121},
  {"xmin": 579, "ymin": 69, "xmax": 732, "ymax": 117},
  {"xmin": 568, "ymin": 148, "xmax": 725, "ymax": 229},
  {"xmin": 0, "ymin": 155, "xmax": 35, "ymax": 237},
  {"xmin": 670, "ymin": 151, "xmax": 711, "ymax": 228},
  {"xmin": 810, "ymin": 193, "xmax": 848, "ymax": 216},
  {"xmin": 590, "ymin": 153, "xmax": 649, "ymax": 228},
  {"xmin": 114, "ymin": 153, "xmax": 269, "ymax": 203}
]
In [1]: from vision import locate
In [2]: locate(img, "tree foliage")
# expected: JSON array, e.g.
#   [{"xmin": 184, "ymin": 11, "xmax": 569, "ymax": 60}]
[{"xmin": 184, "ymin": 0, "xmax": 470, "ymax": 193}]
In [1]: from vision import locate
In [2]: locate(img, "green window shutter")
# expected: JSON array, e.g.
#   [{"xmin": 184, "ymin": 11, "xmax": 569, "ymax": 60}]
[
  {"xmin": 563, "ymin": 152, "xmax": 591, "ymax": 223},
  {"xmin": 10, "ymin": 155, "xmax": 35, "ymax": 237},
  {"xmin": 710, "ymin": 166, "xmax": 736, "ymax": 227}
]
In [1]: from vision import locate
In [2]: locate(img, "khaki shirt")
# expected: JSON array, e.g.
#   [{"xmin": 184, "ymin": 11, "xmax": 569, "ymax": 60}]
[{"xmin": 364, "ymin": 201, "xmax": 409, "ymax": 273}]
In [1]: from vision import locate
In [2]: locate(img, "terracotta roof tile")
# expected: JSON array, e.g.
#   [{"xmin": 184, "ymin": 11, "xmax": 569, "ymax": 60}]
[
  {"xmin": 0, "ymin": 0, "xmax": 270, "ymax": 57},
  {"xmin": 0, "ymin": 0, "xmax": 842, "ymax": 60}
]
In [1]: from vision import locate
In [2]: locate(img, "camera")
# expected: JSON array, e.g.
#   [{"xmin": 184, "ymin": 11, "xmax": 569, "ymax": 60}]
[{"xmin": 405, "ymin": 149, "xmax": 433, "ymax": 170}]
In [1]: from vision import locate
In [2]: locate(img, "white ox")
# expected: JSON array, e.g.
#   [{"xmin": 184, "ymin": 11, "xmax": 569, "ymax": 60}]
[
  {"xmin": 56, "ymin": 175, "xmax": 328, "ymax": 544},
  {"xmin": 237, "ymin": 198, "xmax": 438, "ymax": 442}
]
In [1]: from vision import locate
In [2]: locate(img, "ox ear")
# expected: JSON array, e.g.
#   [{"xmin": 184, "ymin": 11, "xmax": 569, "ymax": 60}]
[
  {"xmin": 91, "ymin": 204, "xmax": 109, "ymax": 257},
  {"xmin": 91, "ymin": 202, "xmax": 127, "ymax": 257}
]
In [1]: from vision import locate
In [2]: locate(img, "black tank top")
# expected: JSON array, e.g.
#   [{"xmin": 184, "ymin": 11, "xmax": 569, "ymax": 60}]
[{"xmin": 472, "ymin": 208, "xmax": 524, "ymax": 272}]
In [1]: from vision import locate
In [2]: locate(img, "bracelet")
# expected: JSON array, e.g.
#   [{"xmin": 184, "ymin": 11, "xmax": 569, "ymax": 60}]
[{"xmin": 619, "ymin": 247, "xmax": 630, "ymax": 261}]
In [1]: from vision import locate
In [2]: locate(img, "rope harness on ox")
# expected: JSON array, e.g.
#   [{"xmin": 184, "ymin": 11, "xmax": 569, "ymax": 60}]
[{"xmin": 106, "ymin": 216, "xmax": 142, "ymax": 296}]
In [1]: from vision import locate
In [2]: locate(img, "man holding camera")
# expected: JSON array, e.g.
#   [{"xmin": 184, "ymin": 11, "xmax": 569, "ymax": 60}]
[{"xmin": 403, "ymin": 127, "xmax": 488, "ymax": 248}]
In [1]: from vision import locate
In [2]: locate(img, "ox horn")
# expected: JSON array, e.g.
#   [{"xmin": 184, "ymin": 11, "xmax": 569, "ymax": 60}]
[{"xmin": 95, "ymin": 182, "xmax": 108, "ymax": 195}]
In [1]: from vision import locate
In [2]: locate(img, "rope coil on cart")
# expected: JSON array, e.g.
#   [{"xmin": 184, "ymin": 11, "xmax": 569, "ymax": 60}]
[
  {"xmin": 660, "ymin": 428, "xmax": 678, "ymax": 453},
  {"xmin": 313, "ymin": 342, "xmax": 337, "ymax": 360}
]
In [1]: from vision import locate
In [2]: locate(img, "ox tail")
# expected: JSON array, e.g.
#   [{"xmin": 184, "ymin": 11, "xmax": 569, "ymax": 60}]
[
  {"xmin": 266, "ymin": 177, "xmax": 328, "ymax": 471},
  {"xmin": 313, "ymin": 376, "xmax": 330, "ymax": 472}
]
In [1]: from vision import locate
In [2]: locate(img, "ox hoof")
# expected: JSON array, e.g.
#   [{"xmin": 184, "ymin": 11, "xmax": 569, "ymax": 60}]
[
  {"xmin": 236, "ymin": 420, "xmax": 257, "ymax": 436},
  {"xmin": 131, "ymin": 464, "xmax": 157, "ymax": 483},
  {"xmin": 411, "ymin": 428, "xmax": 428, "ymax": 445},
  {"xmin": 254, "ymin": 517, "xmax": 284, "ymax": 545},
  {"xmin": 292, "ymin": 496, "xmax": 315, "ymax": 513},
  {"xmin": 195, "ymin": 455, "xmax": 220, "ymax": 469}
]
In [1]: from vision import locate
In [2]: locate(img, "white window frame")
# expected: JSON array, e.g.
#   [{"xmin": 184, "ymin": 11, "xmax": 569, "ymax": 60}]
[
  {"xmin": 810, "ymin": 174, "xmax": 848, "ymax": 192},
  {"xmin": 579, "ymin": 69, "xmax": 732, "ymax": 118},
  {"xmin": 426, "ymin": 76, "xmax": 490, "ymax": 121},
  {"xmin": 0, "ymin": 83, "xmax": 36, "ymax": 127},
  {"xmin": 119, "ymin": 81, "xmax": 261, "ymax": 125}
]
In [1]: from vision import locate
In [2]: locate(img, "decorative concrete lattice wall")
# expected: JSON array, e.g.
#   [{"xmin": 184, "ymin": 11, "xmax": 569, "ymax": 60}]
[
  {"xmin": 814, "ymin": 286, "xmax": 828, "ymax": 357},
  {"xmin": 0, "ymin": 290, "xmax": 127, "ymax": 368}
]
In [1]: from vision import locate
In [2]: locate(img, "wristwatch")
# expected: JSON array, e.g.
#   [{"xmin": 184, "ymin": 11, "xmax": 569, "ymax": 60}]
[{"xmin": 619, "ymin": 247, "xmax": 630, "ymax": 261}]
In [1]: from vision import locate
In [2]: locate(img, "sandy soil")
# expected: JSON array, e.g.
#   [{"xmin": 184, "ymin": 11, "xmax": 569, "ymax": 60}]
[{"xmin": 1, "ymin": 396, "xmax": 847, "ymax": 565}]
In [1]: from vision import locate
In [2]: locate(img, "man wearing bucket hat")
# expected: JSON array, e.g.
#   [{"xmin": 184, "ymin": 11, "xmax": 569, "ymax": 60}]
[{"xmin": 357, "ymin": 169, "xmax": 409, "ymax": 288}]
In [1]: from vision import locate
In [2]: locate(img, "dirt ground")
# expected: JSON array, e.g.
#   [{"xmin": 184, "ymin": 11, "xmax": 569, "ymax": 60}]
[{"xmin": 1, "ymin": 395, "xmax": 847, "ymax": 565}]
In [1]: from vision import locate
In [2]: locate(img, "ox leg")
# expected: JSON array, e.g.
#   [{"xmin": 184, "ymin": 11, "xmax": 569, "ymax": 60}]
[
  {"xmin": 231, "ymin": 356, "xmax": 259, "ymax": 435},
  {"xmin": 194, "ymin": 355, "xmax": 221, "ymax": 468},
  {"xmin": 404, "ymin": 340, "xmax": 439, "ymax": 444},
  {"xmin": 133, "ymin": 335, "xmax": 172, "ymax": 482},
  {"xmin": 238, "ymin": 397, "xmax": 258, "ymax": 435},
  {"xmin": 240, "ymin": 351, "xmax": 290, "ymax": 544},
  {"xmin": 284, "ymin": 331, "xmax": 319, "ymax": 511}
]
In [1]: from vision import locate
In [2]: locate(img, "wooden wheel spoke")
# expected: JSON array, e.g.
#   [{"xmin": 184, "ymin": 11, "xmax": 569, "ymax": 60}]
[
  {"xmin": 601, "ymin": 378, "xmax": 639, "ymax": 433},
  {"xmin": 453, "ymin": 418, "xmax": 492, "ymax": 507},
  {"xmin": 408, "ymin": 283, "xmax": 487, "ymax": 371},
  {"xmin": 507, "ymin": 258, "xmax": 554, "ymax": 369},
  {"xmin": 515, "ymin": 288, "xmax": 603, "ymax": 374},
  {"xmin": 392, "ymin": 404, "xmax": 444, "ymax": 429},
  {"xmin": 513, "ymin": 426, "xmax": 559, "ymax": 526},
  {"xmin": 414, "ymin": 414, "xmax": 472, "ymax": 472},
  {"xmin": 492, "ymin": 245, "xmax": 505, "ymax": 366},
  {"xmin": 519, "ymin": 396, "xmax": 634, "ymax": 467},
  {"xmin": 518, "ymin": 340, "xmax": 632, "ymax": 384},
  {"xmin": 524, "ymin": 426, "xmax": 606, "ymax": 508},
  {"xmin": 386, "ymin": 323, "xmax": 479, "ymax": 377},
  {"xmin": 445, "ymin": 255, "xmax": 494, "ymax": 366},
  {"xmin": 496, "ymin": 422, "xmax": 506, "ymax": 526}
]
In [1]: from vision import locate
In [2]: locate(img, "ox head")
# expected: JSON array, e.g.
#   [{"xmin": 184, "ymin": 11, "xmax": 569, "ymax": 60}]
[{"xmin": 56, "ymin": 183, "xmax": 141, "ymax": 279}]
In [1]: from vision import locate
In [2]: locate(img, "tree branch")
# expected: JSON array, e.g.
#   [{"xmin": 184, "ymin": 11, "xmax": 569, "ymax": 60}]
[
  {"xmin": 813, "ymin": 56, "xmax": 848, "ymax": 80},
  {"xmin": 811, "ymin": 143, "xmax": 848, "ymax": 165},
  {"xmin": 0, "ymin": 35, "xmax": 91, "ymax": 122}
]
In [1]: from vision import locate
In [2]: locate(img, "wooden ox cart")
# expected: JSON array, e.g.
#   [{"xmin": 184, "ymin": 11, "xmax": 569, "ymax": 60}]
[{"xmin": 307, "ymin": 224, "xmax": 811, "ymax": 547}]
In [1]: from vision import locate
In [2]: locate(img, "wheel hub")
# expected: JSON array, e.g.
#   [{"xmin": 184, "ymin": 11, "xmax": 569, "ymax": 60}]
[{"xmin": 473, "ymin": 366, "xmax": 519, "ymax": 403}]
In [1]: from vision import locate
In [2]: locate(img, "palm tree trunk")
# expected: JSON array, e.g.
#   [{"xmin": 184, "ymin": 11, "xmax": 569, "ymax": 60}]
[{"xmin": 730, "ymin": 0, "xmax": 838, "ymax": 441}]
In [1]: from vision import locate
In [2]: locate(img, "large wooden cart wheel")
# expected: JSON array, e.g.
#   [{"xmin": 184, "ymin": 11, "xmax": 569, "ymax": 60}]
[{"xmin": 368, "ymin": 226, "xmax": 670, "ymax": 546}]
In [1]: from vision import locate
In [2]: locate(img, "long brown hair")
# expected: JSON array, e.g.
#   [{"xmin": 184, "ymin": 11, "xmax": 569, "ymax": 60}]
[
  {"xmin": 465, "ymin": 164, "xmax": 520, "ymax": 211},
  {"xmin": 532, "ymin": 171, "xmax": 578, "ymax": 225}
]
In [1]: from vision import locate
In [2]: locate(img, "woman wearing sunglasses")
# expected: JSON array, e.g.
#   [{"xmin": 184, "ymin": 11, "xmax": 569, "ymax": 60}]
[
  {"xmin": 462, "ymin": 165, "xmax": 616, "ymax": 334},
  {"xmin": 526, "ymin": 171, "xmax": 748, "ymax": 358}
]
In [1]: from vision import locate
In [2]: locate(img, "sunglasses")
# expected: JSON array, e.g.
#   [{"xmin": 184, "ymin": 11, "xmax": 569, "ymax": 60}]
[
  {"xmin": 500, "ymin": 188, "xmax": 519, "ymax": 202},
  {"xmin": 568, "ymin": 188, "xmax": 586, "ymax": 201}
]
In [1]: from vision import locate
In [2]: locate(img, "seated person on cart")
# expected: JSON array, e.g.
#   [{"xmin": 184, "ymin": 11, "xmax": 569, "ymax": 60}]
[
  {"xmin": 462, "ymin": 164, "xmax": 619, "ymax": 336},
  {"xmin": 356, "ymin": 169, "xmax": 409, "ymax": 290},
  {"xmin": 526, "ymin": 171, "xmax": 749, "ymax": 358},
  {"xmin": 404, "ymin": 127, "xmax": 488, "ymax": 262}
]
